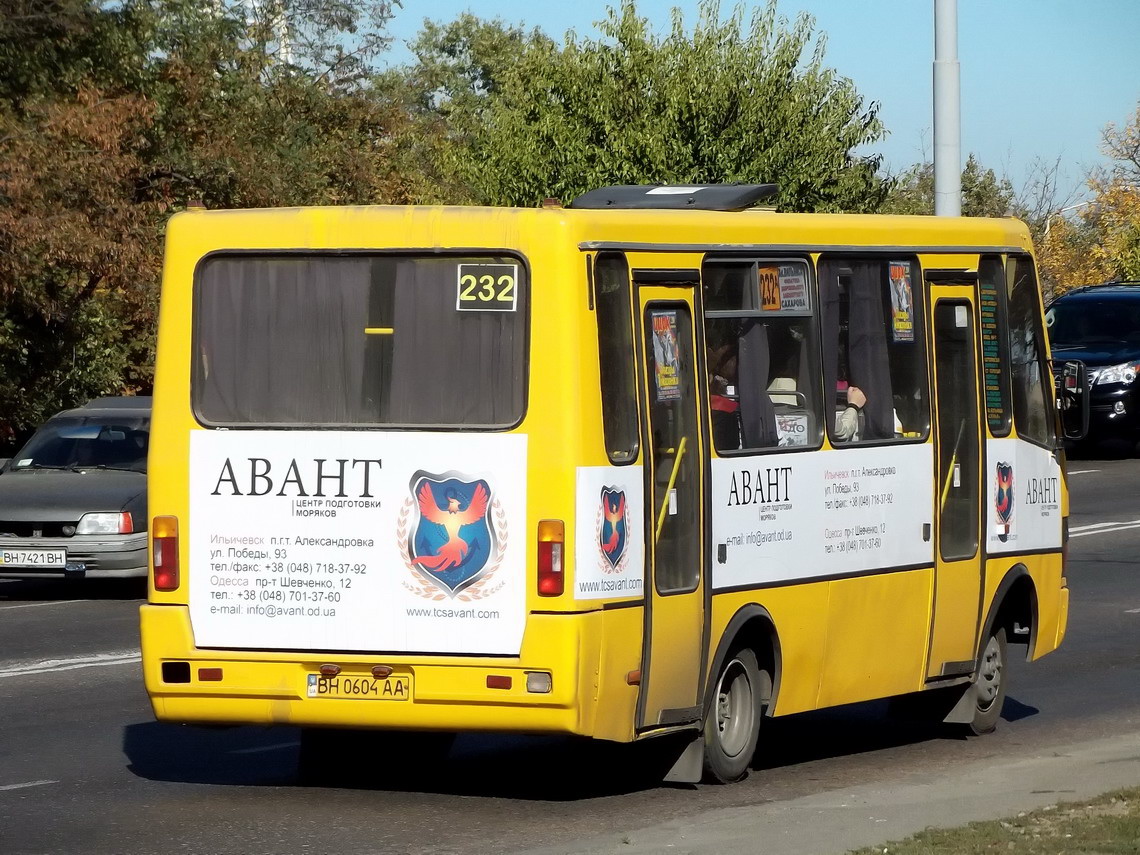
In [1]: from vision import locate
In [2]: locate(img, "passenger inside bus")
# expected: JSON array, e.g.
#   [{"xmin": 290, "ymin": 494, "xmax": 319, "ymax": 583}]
[{"xmin": 707, "ymin": 317, "xmax": 816, "ymax": 452}]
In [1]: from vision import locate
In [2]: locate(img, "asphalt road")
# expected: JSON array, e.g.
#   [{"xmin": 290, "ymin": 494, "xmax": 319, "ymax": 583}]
[{"xmin": 1, "ymin": 450, "xmax": 1138, "ymax": 855}]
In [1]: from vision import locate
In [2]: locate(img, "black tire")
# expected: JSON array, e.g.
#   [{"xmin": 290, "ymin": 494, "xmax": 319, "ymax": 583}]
[
  {"xmin": 965, "ymin": 627, "xmax": 1008, "ymax": 735},
  {"xmin": 702, "ymin": 648, "xmax": 766, "ymax": 784}
]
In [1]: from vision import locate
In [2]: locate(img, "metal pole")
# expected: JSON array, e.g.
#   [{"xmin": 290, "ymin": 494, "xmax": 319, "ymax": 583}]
[{"xmin": 933, "ymin": 0, "xmax": 961, "ymax": 216}]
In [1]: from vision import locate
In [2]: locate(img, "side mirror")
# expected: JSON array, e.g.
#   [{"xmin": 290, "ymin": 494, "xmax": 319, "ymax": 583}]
[{"xmin": 1055, "ymin": 360, "xmax": 1089, "ymax": 441}]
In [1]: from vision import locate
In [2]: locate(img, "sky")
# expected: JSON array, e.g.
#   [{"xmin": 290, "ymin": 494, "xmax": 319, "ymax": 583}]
[{"xmin": 384, "ymin": 1, "xmax": 1140, "ymax": 202}]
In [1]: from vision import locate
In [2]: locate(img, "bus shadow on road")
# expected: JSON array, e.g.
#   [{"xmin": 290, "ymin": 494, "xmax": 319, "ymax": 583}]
[
  {"xmin": 754, "ymin": 695, "xmax": 1040, "ymax": 770},
  {"xmin": 122, "ymin": 722, "xmax": 685, "ymax": 799},
  {"xmin": 123, "ymin": 696, "xmax": 1038, "ymax": 799}
]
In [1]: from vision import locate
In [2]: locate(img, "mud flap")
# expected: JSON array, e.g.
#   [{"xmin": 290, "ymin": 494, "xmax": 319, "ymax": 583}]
[
  {"xmin": 663, "ymin": 733, "xmax": 705, "ymax": 784},
  {"xmin": 942, "ymin": 683, "xmax": 976, "ymax": 724}
]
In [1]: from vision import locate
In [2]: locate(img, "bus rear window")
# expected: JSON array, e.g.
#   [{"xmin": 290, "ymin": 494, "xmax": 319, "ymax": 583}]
[{"xmin": 194, "ymin": 254, "xmax": 527, "ymax": 427}]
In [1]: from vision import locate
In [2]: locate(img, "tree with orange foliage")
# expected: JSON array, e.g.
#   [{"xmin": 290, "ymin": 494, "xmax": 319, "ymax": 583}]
[{"xmin": 1038, "ymin": 103, "xmax": 1140, "ymax": 298}]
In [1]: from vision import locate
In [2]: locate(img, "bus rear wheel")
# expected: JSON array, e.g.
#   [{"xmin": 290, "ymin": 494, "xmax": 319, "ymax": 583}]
[
  {"xmin": 965, "ymin": 627, "xmax": 1008, "ymax": 735},
  {"xmin": 702, "ymin": 648, "xmax": 766, "ymax": 784}
]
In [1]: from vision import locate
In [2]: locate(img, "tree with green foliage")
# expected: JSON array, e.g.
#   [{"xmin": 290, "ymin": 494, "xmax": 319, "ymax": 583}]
[
  {"xmin": 398, "ymin": 0, "xmax": 888, "ymax": 212},
  {"xmin": 882, "ymin": 154, "xmax": 1016, "ymax": 218}
]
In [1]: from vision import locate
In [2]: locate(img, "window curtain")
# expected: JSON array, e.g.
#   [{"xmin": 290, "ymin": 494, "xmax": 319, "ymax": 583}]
[
  {"xmin": 820, "ymin": 260, "xmax": 894, "ymax": 440},
  {"xmin": 197, "ymin": 257, "xmax": 371, "ymax": 424},
  {"xmin": 737, "ymin": 320, "xmax": 778, "ymax": 447}
]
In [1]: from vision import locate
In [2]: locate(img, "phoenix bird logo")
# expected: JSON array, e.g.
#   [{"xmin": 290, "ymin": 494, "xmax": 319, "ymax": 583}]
[
  {"xmin": 411, "ymin": 481, "xmax": 490, "ymax": 573},
  {"xmin": 404, "ymin": 473, "xmax": 498, "ymax": 596},
  {"xmin": 598, "ymin": 487, "xmax": 628, "ymax": 570}
]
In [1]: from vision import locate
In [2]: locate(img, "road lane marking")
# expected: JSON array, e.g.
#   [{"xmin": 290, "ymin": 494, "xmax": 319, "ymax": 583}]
[
  {"xmin": 1071, "ymin": 522, "xmax": 1140, "ymax": 538},
  {"xmin": 0, "ymin": 651, "xmax": 140, "ymax": 679},
  {"xmin": 0, "ymin": 780, "xmax": 58, "ymax": 792},
  {"xmin": 1070, "ymin": 518, "xmax": 1140, "ymax": 533},
  {"xmin": 0, "ymin": 600, "xmax": 82, "ymax": 611},
  {"xmin": 1067, "ymin": 469, "xmax": 1100, "ymax": 475},
  {"xmin": 1126, "ymin": 608, "xmax": 1140, "ymax": 614},
  {"xmin": 231, "ymin": 741, "xmax": 300, "ymax": 755}
]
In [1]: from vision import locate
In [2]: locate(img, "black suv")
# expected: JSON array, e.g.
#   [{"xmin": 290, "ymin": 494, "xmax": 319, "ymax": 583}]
[{"xmin": 1046, "ymin": 282, "xmax": 1140, "ymax": 441}]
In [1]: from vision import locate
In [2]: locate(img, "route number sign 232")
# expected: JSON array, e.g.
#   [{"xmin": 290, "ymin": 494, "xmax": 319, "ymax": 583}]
[{"xmin": 456, "ymin": 263, "xmax": 519, "ymax": 312}]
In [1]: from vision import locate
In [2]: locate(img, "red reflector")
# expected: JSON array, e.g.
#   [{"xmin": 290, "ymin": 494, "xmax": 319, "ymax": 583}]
[
  {"xmin": 152, "ymin": 516, "xmax": 179, "ymax": 592},
  {"xmin": 198, "ymin": 668, "xmax": 223, "ymax": 681},
  {"xmin": 486, "ymin": 675, "xmax": 512, "ymax": 690},
  {"xmin": 537, "ymin": 520, "xmax": 565, "ymax": 597},
  {"xmin": 118, "ymin": 512, "xmax": 134, "ymax": 534},
  {"xmin": 319, "ymin": 664, "xmax": 341, "ymax": 677}
]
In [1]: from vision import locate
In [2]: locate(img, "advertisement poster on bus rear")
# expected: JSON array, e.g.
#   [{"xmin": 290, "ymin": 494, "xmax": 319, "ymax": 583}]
[{"xmin": 188, "ymin": 430, "xmax": 527, "ymax": 656}]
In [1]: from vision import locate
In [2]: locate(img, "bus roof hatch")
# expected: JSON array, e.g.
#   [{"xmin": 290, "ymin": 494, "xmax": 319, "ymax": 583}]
[{"xmin": 568, "ymin": 184, "xmax": 778, "ymax": 212}]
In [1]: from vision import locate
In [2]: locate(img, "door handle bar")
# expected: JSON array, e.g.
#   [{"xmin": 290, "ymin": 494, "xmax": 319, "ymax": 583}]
[{"xmin": 655, "ymin": 435, "xmax": 688, "ymax": 543}]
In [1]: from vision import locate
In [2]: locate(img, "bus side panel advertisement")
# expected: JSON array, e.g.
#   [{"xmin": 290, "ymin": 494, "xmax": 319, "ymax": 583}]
[
  {"xmin": 985, "ymin": 438, "xmax": 1062, "ymax": 552},
  {"xmin": 573, "ymin": 466, "xmax": 645, "ymax": 600},
  {"xmin": 710, "ymin": 444, "xmax": 934, "ymax": 589},
  {"xmin": 188, "ymin": 430, "xmax": 528, "ymax": 655}
]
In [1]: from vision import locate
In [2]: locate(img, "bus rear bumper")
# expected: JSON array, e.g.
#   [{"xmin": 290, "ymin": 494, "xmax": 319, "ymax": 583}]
[{"xmin": 140, "ymin": 604, "xmax": 595, "ymax": 736}]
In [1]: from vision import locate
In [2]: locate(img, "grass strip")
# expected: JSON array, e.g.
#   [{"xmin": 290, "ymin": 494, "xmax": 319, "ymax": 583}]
[{"xmin": 848, "ymin": 787, "xmax": 1140, "ymax": 854}]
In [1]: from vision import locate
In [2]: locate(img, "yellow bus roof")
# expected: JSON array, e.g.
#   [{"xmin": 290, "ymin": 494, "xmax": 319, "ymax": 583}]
[{"xmin": 165, "ymin": 204, "xmax": 1034, "ymax": 259}]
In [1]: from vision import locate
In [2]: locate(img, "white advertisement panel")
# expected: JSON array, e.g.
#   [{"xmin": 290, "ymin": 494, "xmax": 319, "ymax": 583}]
[
  {"xmin": 189, "ymin": 430, "xmax": 527, "ymax": 655},
  {"xmin": 711, "ymin": 444, "xmax": 934, "ymax": 590},
  {"xmin": 985, "ymin": 438, "xmax": 1062, "ymax": 553},
  {"xmin": 573, "ymin": 466, "xmax": 645, "ymax": 600}
]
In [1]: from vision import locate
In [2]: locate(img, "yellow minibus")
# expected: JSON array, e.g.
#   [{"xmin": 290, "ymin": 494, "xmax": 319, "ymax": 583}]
[{"xmin": 141, "ymin": 185, "xmax": 1075, "ymax": 783}]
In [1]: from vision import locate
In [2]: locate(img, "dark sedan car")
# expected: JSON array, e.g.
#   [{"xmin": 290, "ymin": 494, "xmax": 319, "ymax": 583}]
[
  {"xmin": 0, "ymin": 397, "xmax": 149, "ymax": 580},
  {"xmin": 1046, "ymin": 283, "xmax": 1140, "ymax": 442}
]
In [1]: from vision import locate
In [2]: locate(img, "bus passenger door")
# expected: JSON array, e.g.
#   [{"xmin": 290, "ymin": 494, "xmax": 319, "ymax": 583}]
[
  {"xmin": 636, "ymin": 289, "xmax": 707, "ymax": 730},
  {"xmin": 927, "ymin": 292, "xmax": 984, "ymax": 679}
]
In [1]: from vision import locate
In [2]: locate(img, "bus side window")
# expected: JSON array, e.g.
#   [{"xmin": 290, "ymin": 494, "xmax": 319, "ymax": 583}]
[
  {"xmin": 819, "ymin": 256, "xmax": 931, "ymax": 444},
  {"xmin": 979, "ymin": 255, "xmax": 1013, "ymax": 436},
  {"xmin": 594, "ymin": 252, "xmax": 639, "ymax": 463},
  {"xmin": 1007, "ymin": 255, "xmax": 1054, "ymax": 446},
  {"xmin": 703, "ymin": 259, "xmax": 822, "ymax": 453}
]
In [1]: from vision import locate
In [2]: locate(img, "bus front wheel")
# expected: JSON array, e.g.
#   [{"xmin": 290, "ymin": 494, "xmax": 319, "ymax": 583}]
[
  {"xmin": 702, "ymin": 648, "xmax": 767, "ymax": 784},
  {"xmin": 965, "ymin": 627, "xmax": 1008, "ymax": 735}
]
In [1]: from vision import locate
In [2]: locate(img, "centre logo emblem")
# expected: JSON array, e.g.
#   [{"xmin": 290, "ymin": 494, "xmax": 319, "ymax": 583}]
[
  {"xmin": 398, "ymin": 471, "xmax": 507, "ymax": 601},
  {"xmin": 596, "ymin": 486, "xmax": 629, "ymax": 574},
  {"xmin": 995, "ymin": 461, "xmax": 1014, "ymax": 542}
]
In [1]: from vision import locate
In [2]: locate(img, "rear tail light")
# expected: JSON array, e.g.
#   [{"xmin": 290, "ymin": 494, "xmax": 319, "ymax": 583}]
[
  {"xmin": 537, "ymin": 519, "xmax": 565, "ymax": 596},
  {"xmin": 152, "ymin": 515, "xmax": 180, "ymax": 592}
]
